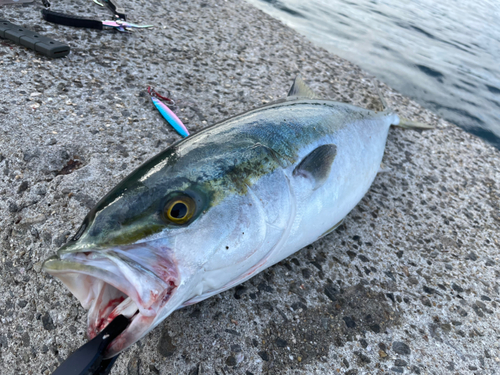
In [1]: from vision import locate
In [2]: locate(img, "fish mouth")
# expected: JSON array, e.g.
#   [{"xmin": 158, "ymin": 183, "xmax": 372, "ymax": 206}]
[{"xmin": 43, "ymin": 242, "xmax": 179, "ymax": 358}]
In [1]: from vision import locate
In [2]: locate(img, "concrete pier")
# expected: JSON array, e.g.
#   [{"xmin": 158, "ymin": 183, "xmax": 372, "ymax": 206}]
[{"xmin": 1, "ymin": 0, "xmax": 499, "ymax": 373}]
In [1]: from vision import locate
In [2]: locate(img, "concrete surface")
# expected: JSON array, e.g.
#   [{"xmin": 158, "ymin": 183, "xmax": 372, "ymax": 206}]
[{"xmin": 1, "ymin": 0, "xmax": 499, "ymax": 374}]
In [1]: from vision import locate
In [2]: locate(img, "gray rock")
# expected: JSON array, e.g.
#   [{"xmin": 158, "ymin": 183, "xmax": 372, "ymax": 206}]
[
  {"xmin": 234, "ymin": 285, "xmax": 247, "ymax": 299},
  {"xmin": 392, "ymin": 341, "xmax": 411, "ymax": 355},
  {"xmin": 408, "ymin": 276, "xmax": 419, "ymax": 285},
  {"xmin": 343, "ymin": 316, "xmax": 356, "ymax": 328},
  {"xmin": 17, "ymin": 181, "xmax": 28, "ymax": 194},
  {"xmin": 22, "ymin": 332, "xmax": 30, "ymax": 347},
  {"xmin": 53, "ymin": 233, "xmax": 69, "ymax": 247},
  {"xmin": 41, "ymin": 312, "xmax": 55, "ymax": 331},
  {"xmin": 421, "ymin": 297, "xmax": 432, "ymax": 307},
  {"xmin": 0, "ymin": 335, "xmax": 8, "ymax": 348},
  {"xmin": 258, "ymin": 351, "xmax": 269, "ymax": 361},
  {"xmin": 225, "ymin": 329, "xmax": 240, "ymax": 336},
  {"xmin": 148, "ymin": 365, "xmax": 159, "ymax": 374},
  {"xmin": 226, "ymin": 356, "xmax": 237, "ymax": 366},
  {"xmin": 275, "ymin": 338, "xmax": 287, "ymax": 348},
  {"xmin": 157, "ymin": 330, "xmax": 176, "ymax": 357},
  {"xmin": 354, "ymin": 351, "xmax": 371, "ymax": 364},
  {"xmin": 42, "ymin": 231, "xmax": 52, "ymax": 245},
  {"xmin": 466, "ymin": 252, "xmax": 478, "ymax": 261},
  {"xmin": 485, "ymin": 259, "xmax": 495, "ymax": 266},
  {"xmin": 358, "ymin": 255, "xmax": 370, "ymax": 262},
  {"xmin": 324, "ymin": 284, "xmax": 339, "ymax": 302},
  {"xmin": 451, "ymin": 283, "xmax": 464, "ymax": 293},
  {"xmin": 8, "ymin": 201, "xmax": 19, "ymax": 213},
  {"xmin": 423, "ymin": 286, "xmax": 436, "ymax": 294},
  {"xmin": 72, "ymin": 193, "xmax": 96, "ymax": 209},
  {"xmin": 34, "ymin": 185, "xmax": 47, "ymax": 196},
  {"xmin": 23, "ymin": 149, "xmax": 40, "ymax": 162},
  {"xmin": 127, "ymin": 355, "xmax": 141, "ymax": 375},
  {"xmin": 370, "ymin": 324, "xmax": 381, "ymax": 333}
]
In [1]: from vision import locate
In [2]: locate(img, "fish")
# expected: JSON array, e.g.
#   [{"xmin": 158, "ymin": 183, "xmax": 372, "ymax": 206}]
[{"xmin": 43, "ymin": 76, "xmax": 431, "ymax": 358}]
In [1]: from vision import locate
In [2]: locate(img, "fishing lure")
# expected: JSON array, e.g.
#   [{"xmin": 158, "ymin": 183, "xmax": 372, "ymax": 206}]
[{"xmin": 147, "ymin": 87, "xmax": 189, "ymax": 138}]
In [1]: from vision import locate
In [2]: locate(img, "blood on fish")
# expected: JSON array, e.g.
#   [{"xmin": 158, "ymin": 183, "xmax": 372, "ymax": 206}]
[
  {"xmin": 150, "ymin": 254, "xmax": 177, "ymax": 283},
  {"xmin": 89, "ymin": 296, "xmax": 125, "ymax": 338},
  {"xmin": 105, "ymin": 304, "xmax": 127, "ymax": 328},
  {"xmin": 160, "ymin": 280, "xmax": 177, "ymax": 304}
]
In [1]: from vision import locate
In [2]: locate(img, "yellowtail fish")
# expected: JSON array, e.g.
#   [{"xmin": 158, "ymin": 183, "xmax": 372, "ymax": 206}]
[{"xmin": 43, "ymin": 77, "xmax": 430, "ymax": 358}]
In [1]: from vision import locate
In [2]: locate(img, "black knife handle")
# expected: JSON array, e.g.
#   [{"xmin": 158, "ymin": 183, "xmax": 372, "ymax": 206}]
[
  {"xmin": 0, "ymin": 18, "xmax": 70, "ymax": 58},
  {"xmin": 50, "ymin": 315, "xmax": 129, "ymax": 375},
  {"xmin": 41, "ymin": 9, "xmax": 104, "ymax": 30}
]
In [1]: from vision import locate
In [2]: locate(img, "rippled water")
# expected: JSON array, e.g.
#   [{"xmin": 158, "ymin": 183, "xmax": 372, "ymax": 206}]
[{"xmin": 247, "ymin": 0, "xmax": 500, "ymax": 149}]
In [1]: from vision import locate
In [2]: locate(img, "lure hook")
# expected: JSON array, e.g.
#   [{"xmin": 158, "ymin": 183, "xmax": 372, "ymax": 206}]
[{"xmin": 147, "ymin": 86, "xmax": 175, "ymax": 106}]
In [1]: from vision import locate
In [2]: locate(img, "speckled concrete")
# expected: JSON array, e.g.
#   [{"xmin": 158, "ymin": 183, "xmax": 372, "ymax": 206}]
[{"xmin": 1, "ymin": 0, "xmax": 499, "ymax": 374}]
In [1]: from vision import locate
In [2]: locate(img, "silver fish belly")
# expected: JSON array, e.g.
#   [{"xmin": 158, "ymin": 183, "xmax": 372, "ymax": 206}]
[{"xmin": 43, "ymin": 77, "xmax": 400, "ymax": 357}]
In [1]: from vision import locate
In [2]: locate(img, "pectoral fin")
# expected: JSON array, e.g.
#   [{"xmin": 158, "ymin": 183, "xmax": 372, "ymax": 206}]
[{"xmin": 293, "ymin": 144, "xmax": 337, "ymax": 190}]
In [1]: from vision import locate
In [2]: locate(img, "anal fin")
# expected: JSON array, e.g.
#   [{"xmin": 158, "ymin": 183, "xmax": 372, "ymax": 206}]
[{"xmin": 319, "ymin": 219, "xmax": 344, "ymax": 239}]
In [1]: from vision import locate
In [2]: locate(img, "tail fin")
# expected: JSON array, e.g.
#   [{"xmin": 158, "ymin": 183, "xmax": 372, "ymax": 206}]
[
  {"xmin": 394, "ymin": 118, "xmax": 435, "ymax": 130},
  {"xmin": 373, "ymin": 80, "xmax": 434, "ymax": 130}
]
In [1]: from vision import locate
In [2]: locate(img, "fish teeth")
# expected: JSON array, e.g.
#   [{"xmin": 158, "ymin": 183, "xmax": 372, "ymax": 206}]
[{"xmin": 111, "ymin": 297, "xmax": 139, "ymax": 318}]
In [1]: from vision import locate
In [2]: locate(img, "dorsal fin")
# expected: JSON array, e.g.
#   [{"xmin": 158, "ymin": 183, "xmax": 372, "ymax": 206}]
[
  {"xmin": 293, "ymin": 144, "xmax": 337, "ymax": 190},
  {"xmin": 287, "ymin": 75, "xmax": 319, "ymax": 99}
]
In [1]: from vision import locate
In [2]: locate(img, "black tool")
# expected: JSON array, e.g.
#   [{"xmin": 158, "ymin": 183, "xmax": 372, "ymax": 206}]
[
  {"xmin": 40, "ymin": 3, "xmax": 153, "ymax": 32},
  {"xmin": 0, "ymin": 0, "xmax": 34, "ymax": 5},
  {"xmin": 0, "ymin": 18, "xmax": 70, "ymax": 58},
  {"xmin": 41, "ymin": 8, "xmax": 153, "ymax": 31},
  {"xmin": 51, "ymin": 315, "xmax": 129, "ymax": 375},
  {"xmin": 105, "ymin": 0, "xmax": 126, "ymax": 21},
  {"xmin": 41, "ymin": 9, "xmax": 104, "ymax": 30}
]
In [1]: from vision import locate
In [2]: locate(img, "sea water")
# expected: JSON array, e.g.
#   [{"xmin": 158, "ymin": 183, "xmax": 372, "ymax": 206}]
[{"xmin": 247, "ymin": 0, "xmax": 500, "ymax": 149}]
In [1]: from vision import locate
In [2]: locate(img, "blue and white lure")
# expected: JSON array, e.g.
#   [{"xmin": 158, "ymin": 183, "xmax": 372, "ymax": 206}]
[{"xmin": 147, "ymin": 87, "xmax": 190, "ymax": 138}]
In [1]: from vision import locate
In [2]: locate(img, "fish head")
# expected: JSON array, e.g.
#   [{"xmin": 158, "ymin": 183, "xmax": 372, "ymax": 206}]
[{"xmin": 43, "ymin": 137, "xmax": 282, "ymax": 357}]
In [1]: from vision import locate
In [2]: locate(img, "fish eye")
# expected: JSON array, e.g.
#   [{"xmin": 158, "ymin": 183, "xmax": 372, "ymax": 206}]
[
  {"xmin": 170, "ymin": 203, "xmax": 187, "ymax": 219},
  {"xmin": 163, "ymin": 195, "xmax": 195, "ymax": 224}
]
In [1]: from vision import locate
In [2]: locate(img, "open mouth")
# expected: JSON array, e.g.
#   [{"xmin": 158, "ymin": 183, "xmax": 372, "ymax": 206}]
[{"xmin": 43, "ymin": 244, "xmax": 179, "ymax": 357}]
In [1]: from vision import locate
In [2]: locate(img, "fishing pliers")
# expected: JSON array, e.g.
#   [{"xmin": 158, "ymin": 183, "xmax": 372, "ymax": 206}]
[{"xmin": 41, "ymin": 0, "xmax": 153, "ymax": 32}]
